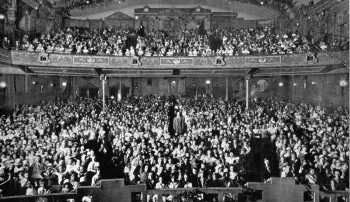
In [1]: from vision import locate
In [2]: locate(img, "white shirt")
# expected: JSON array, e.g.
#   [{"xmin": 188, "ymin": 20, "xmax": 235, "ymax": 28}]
[
  {"xmin": 184, "ymin": 182, "xmax": 193, "ymax": 188},
  {"xmin": 155, "ymin": 182, "xmax": 165, "ymax": 189}
]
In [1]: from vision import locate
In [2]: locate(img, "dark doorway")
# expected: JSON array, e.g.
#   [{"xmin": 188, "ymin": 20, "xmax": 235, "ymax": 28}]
[
  {"xmin": 110, "ymin": 85, "xmax": 129, "ymax": 98},
  {"xmin": 79, "ymin": 87, "xmax": 98, "ymax": 98},
  {"xmin": 0, "ymin": 87, "xmax": 6, "ymax": 106}
]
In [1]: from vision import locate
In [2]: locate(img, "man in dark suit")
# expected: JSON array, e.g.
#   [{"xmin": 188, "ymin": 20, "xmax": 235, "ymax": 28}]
[
  {"xmin": 173, "ymin": 111, "xmax": 186, "ymax": 135},
  {"xmin": 167, "ymin": 101, "xmax": 175, "ymax": 135},
  {"xmin": 137, "ymin": 25, "xmax": 145, "ymax": 37}
]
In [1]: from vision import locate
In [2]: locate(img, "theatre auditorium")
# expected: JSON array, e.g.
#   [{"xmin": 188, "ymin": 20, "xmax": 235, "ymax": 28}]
[{"xmin": 0, "ymin": 0, "xmax": 348, "ymax": 202}]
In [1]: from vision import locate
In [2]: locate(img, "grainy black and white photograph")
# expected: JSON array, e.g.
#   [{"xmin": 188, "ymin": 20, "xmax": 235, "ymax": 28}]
[{"xmin": 0, "ymin": 0, "xmax": 348, "ymax": 201}]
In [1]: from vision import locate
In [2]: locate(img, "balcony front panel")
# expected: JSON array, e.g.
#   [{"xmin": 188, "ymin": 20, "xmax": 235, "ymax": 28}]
[{"xmin": 8, "ymin": 50, "xmax": 348, "ymax": 69}]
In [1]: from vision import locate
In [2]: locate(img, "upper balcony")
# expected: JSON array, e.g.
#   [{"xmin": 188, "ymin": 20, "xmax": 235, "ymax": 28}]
[{"xmin": 0, "ymin": 49, "xmax": 348, "ymax": 77}]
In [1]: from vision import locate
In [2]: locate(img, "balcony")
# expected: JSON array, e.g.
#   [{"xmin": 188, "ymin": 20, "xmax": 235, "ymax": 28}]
[{"xmin": 0, "ymin": 49, "xmax": 348, "ymax": 76}]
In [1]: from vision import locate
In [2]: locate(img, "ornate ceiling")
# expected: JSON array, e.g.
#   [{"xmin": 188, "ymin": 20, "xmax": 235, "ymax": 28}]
[{"xmin": 68, "ymin": 0, "xmax": 280, "ymax": 20}]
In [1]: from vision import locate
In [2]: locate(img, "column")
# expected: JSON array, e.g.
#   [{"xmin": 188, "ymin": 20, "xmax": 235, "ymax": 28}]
[
  {"xmin": 128, "ymin": 78, "xmax": 132, "ymax": 97},
  {"xmin": 71, "ymin": 77, "xmax": 78, "ymax": 99},
  {"xmin": 167, "ymin": 79, "xmax": 170, "ymax": 95},
  {"xmin": 245, "ymin": 77, "xmax": 249, "ymax": 110},
  {"xmin": 195, "ymin": 85, "xmax": 198, "ymax": 100},
  {"xmin": 205, "ymin": 79, "xmax": 212, "ymax": 97},
  {"xmin": 24, "ymin": 74, "xmax": 29, "ymax": 93},
  {"xmin": 176, "ymin": 78, "xmax": 179, "ymax": 95},
  {"xmin": 5, "ymin": 75, "xmax": 15, "ymax": 109},
  {"xmin": 225, "ymin": 77, "xmax": 229, "ymax": 101},
  {"xmin": 100, "ymin": 75, "xmax": 107, "ymax": 111},
  {"xmin": 118, "ymin": 79, "xmax": 122, "ymax": 101}
]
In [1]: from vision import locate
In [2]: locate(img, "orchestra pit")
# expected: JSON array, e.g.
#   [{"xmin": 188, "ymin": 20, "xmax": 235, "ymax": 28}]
[{"xmin": 0, "ymin": 0, "xmax": 348, "ymax": 202}]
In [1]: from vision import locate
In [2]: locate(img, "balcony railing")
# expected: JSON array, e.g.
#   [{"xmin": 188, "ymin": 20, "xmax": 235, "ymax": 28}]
[
  {"xmin": 308, "ymin": 184, "xmax": 350, "ymax": 202},
  {"xmin": 0, "ymin": 178, "xmax": 348, "ymax": 202},
  {"xmin": 0, "ymin": 192, "xmax": 78, "ymax": 202},
  {"xmin": 319, "ymin": 191, "xmax": 350, "ymax": 202},
  {"xmin": 0, "ymin": 49, "xmax": 347, "ymax": 69},
  {"xmin": 146, "ymin": 187, "xmax": 245, "ymax": 202}
]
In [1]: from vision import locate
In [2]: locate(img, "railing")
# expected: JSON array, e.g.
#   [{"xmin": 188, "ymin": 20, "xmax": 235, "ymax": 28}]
[
  {"xmin": 319, "ymin": 191, "xmax": 350, "ymax": 202},
  {"xmin": 146, "ymin": 187, "xmax": 244, "ymax": 202},
  {"xmin": 0, "ymin": 179, "xmax": 348, "ymax": 202},
  {"xmin": 0, "ymin": 49, "xmax": 347, "ymax": 69},
  {"xmin": 0, "ymin": 192, "xmax": 78, "ymax": 202},
  {"xmin": 308, "ymin": 185, "xmax": 350, "ymax": 202}
]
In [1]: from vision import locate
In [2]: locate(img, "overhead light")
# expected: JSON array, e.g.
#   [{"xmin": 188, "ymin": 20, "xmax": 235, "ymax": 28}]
[
  {"xmin": 206, "ymin": 80, "xmax": 211, "ymax": 85},
  {"xmin": 0, "ymin": 81, "xmax": 6, "ymax": 88},
  {"xmin": 339, "ymin": 79, "xmax": 348, "ymax": 87}
]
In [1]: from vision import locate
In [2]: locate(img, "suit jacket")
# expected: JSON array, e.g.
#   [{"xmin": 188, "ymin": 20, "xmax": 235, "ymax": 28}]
[{"xmin": 173, "ymin": 116, "xmax": 186, "ymax": 135}]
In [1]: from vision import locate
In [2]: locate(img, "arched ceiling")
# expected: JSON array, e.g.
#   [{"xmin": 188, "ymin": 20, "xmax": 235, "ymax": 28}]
[{"xmin": 69, "ymin": 0, "xmax": 280, "ymax": 20}]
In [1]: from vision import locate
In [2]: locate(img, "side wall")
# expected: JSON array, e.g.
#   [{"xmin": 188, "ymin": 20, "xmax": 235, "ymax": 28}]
[{"xmin": 252, "ymin": 74, "xmax": 349, "ymax": 108}]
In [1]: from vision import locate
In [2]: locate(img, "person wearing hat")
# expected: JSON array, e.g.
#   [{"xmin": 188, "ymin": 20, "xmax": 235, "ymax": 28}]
[
  {"xmin": 61, "ymin": 179, "xmax": 72, "ymax": 193},
  {"xmin": 25, "ymin": 181, "xmax": 36, "ymax": 196},
  {"xmin": 13, "ymin": 159, "xmax": 24, "ymax": 174}
]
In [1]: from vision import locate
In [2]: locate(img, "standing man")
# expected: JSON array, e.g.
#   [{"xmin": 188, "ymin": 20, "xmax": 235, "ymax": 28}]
[
  {"xmin": 173, "ymin": 111, "xmax": 186, "ymax": 136},
  {"xmin": 167, "ymin": 100, "xmax": 175, "ymax": 136}
]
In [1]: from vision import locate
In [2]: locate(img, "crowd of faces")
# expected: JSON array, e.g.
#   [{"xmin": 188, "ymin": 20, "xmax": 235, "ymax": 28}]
[
  {"xmin": 0, "ymin": 100, "xmax": 102, "ymax": 196},
  {"xmin": 0, "ymin": 26, "xmax": 320, "ymax": 57},
  {"xmin": 0, "ymin": 96, "xmax": 348, "ymax": 199}
]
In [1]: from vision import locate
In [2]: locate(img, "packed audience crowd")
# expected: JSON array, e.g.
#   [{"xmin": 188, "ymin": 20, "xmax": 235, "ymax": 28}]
[
  {"xmin": 0, "ymin": 95, "xmax": 348, "ymax": 199},
  {"xmin": 284, "ymin": 0, "xmax": 350, "ymax": 53},
  {"xmin": 0, "ymin": 25, "xmax": 323, "ymax": 57}
]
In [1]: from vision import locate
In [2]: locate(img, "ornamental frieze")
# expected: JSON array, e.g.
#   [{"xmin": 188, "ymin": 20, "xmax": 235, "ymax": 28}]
[
  {"xmin": 49, "ymin": 54, "xmax": 74, "ymax": 65},
  {"xmin": 7, "ymin": 50, "xmax": 346, "ymax": 69},
  {"xmin": 245, "ymin": 55, "xmax": 281, "ymax": 64},
  {"xmin": 73, "ymin": 56, "xmax": 109, "ymax": 65},
  {"xmin": 160, "ymin": 58, "xmax": 193, "ymax": 65}
]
